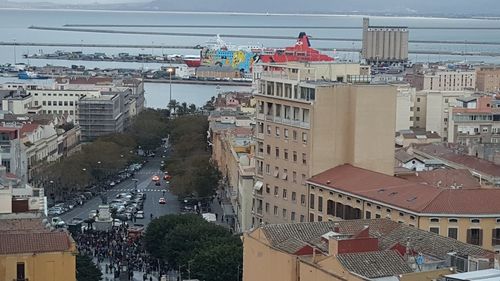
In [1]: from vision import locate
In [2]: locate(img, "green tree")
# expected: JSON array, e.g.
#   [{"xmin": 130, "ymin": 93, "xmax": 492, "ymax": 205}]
[
  {"xmin": 190, "ymin": 242, "xmax": 242, "ymax": 281},
  {"xmin": 76, "ymin": 254, "xmax": 102, "ymax": 281},
  {"xmin": 189, "ymin": 103, "xmax": 197, "ymax": 113}
]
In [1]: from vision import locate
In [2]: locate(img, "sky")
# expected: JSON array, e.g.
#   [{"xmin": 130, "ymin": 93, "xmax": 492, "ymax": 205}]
[{"xmin": 9, "ymin": 0, "xmax": 149, "ymax": 3}]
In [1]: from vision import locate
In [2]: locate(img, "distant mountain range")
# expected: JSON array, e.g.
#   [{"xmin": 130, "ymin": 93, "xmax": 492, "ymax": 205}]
[{"xmin": 2, "ymin": 0, "xmax": 500, "ymax": 17}]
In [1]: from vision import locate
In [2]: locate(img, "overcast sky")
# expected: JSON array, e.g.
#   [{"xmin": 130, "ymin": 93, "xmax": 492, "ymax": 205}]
[{"xmin": 9, "ymin": 0, "xmax": 150, "ymax": 3}]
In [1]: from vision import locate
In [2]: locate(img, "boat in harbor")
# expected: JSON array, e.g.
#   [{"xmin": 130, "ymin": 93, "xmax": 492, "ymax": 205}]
[{"xmin": 18, "ymin": 71, "xmax": 49, "ymax": 80}]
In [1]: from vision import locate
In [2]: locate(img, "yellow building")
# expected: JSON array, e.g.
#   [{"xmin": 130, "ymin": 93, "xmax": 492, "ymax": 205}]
[
  {"xmin": 243, "ymin": 219, "xmax": 495, "ymax": 281},
  {"xmin": 476, "ymin": 65, "xmax": 500, "ymax": 93},
  {"xmin": 307, "ymin": 164, "xmax": 500, "ymax": 251},
  {"xmin": 0, "ymin": 217, "xmax": 76, "ymax": 281}
]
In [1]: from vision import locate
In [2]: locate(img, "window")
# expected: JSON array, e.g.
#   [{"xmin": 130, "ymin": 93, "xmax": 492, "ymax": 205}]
[
  {"xmin": 48, "ymin": 101, "xmax": 52, "ymax": 106},
  {"xmin": 267, "ymin": 125, "xmax": 271, "ymax": 134},
  {"xmin": 492, "ymin": 228, "xmax": 500, "ymax": 246},
  {"xmin": 302, "ymin": 132, "xmax": 308, "ymax": 143},
  {"xmin": 58, "ymin": 101, "xmax": 63, "ymax": 106},
  {"xmin": 416, "ymin": 107, "xmax": 420, "ymax": 112},
  {"xmin": 318, "ymin": 196, "xmax": 323, "ymax": 212},
  {"xmin": 300, "ymin": 215, "xmax": 305, "ymax": 222},
  {"xmin": 265, "ymin": 203, "xmax": 269, "ymax": 213},
  {"xmin": 293, "ymin": 130, "xmax": 297, "ymax": 141},
  {"xmin": 301, "ymin": 174, "xmax": 306, "ymax": 185},
  {"xmin": 284, "ymin": 149, "xmax": 289, "ymax": 160},
  {"xmin": 449, "ymin": 218, "xmax": 458, "ymax": 223},
  {"xmin": 375, "ymin": 214, "xmax": 381, "ymax": 218},
  {"xmin": 266, "ymin": 145, "xmax": 271, "ymax": 155},
  {"xmin": 417, "ymin": 97, "xmax": 421, "ymax": 102},
  {"xmin": 301, "ymin": 194, "xmax": 306, "ymax": 206},
  {"xmin": 399, "ymin": 212, "xmax": 404, "ymax": 217},
  {"xmin": 365, "ymin": 211, "xmax": 371, "ymax": 219},
  {"xmin": 282, "ymin": 189, "xmax": 287, "ymax": 199},
  {"xmin": 448, "ymin": 228, "xmax": 458, "ymax": 240},
  {"xmin": 275, "ymin": 147, "xmax": 280, "ymax": 158},
  {"xmin": 64, "ymin": 101, "xmax": 68, "ymax": 106},
  {"xmin": 317, "ymin": 215, "xmax": 323, "ymax": 222},
  {"xmin": 429, "ymin": 227, "xmax": 440, "ymax": 235},
  {"xmin": 265, "ymin": 164, "xmax": 270, "ymax": 174},
  {"xmin": 284, "ymin": 129, "xmax": 289, "ymax": 139},
  {"xmin": 291, "ymin": 192, "xmax": 296, "ymax": 202},
  {"xmin": 293, "ymin": 151, "xmax": 297, "ymax": 162},
  {"xmin": 467, "ymin": 229, "xmax": 483, "ymax": 246},
  {"xmin": 34, "ymin": 101, "xmax": 39, "ymax": 106},
  {"xmin": 310, "ymin": 194, "xmax": 315, "ymax": 209},
  {"xmin": 42, "ymin": 101, "xmax": 46, "ymax": 106},
  {"xmin": 430, "ymin": 218, "xmax": 440, "ymax": 223},
  {"xmin": 310, "ymin": 213, "xmax": 315, "ymax": 222},
  {"xmin": 302, "ymin": 153, "xmax": 307, "ymax": 165},
  {"xmin": 291, "ymin": 212, "xmax": 296, "ymax": 221},
  {"xmin": 282, "ymin": 209, "xmax": 287, "ymax": 219},
  {"xmin": 265, "ymin": 184, "xmax": 270, "ymax": 194},
  {"xmin": 274, "ymin": 186, "xmax": 279, "ymax": 196},
  {"xmin": 275, "ymin": 127, "xmax": 280, "ymax": 137},
  {"xmin": 274, "ymin": 167, "xmax": 279, "ymax": 178},
  {"xmin": 274, "ymin": 206, "xmax": 278, "ymax": 216},
  {"xmin": 471, "ymin": 218, "xmax": 481, "ymax": 224},
  {"xmin": 17, "ymin": 262, "xmax": 25, "ymax": 281},
  {"xmin": 282, "ymin": 169, "xmax": 288, "ymax": 180},
  {"xmin": 292, "ymin": 171, "xmax": 297, "ymax": 183}
]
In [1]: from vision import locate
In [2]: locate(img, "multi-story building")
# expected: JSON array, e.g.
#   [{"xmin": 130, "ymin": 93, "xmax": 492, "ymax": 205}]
[
  {"xmin": 0, "ymin": 215, "xmax": 76, "ymax": 281},
  {"xmin": 411, "ymin": 68, "xmax": 476, "ymax": 92},
  {"xmin": 243, "ymin": 219, "xmax": 495, "ymax": 281},
  {"xmin": 361, "ymin": 18, "xmax": 409, "ymax": 63},
  {"xmin": 412, "ymin": 90, "xmax": 474, "ymax": 141},
  {"xmin": 448, "ymin": 95, "xmax": 500, "ymax": 145},
  {"xmin": 395, "ymin": 84, "xmax": 415, "ymax": 131},
  {"xmin": 0, "ymin": 165, "xmax": 46, "ymax": 215},
  {"xmin": 307, "ymin": 164, "xmax": 500, "ymax": 250},
  {"xmin": 252, "ymin": 62, "xmax": 396, "ymax": 226},
  {"xmin": 476, "ymin": 65, "xmax": 500, "ymax": 93},
  {"xmin": 78, "ymin": 93, "xmax": 125, "ymax": 141}
]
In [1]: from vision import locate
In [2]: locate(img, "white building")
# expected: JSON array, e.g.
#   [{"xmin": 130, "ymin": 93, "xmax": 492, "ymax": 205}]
[{"xmin": 395, "ymin": 84, "xmax": 415, "ymax": 131}]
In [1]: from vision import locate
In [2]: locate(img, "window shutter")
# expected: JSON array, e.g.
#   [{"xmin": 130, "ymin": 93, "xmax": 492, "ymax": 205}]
[
  {"xmin": 479, "ymin": 229, "xmax": 483, "ymax": 246},
  {"xmin": 467, "ymin": 229, "xmax": 472, "ymax": 244},
  {"xmin": 493, "ymin": 229, "xmax": 496, "ymax": 246}
]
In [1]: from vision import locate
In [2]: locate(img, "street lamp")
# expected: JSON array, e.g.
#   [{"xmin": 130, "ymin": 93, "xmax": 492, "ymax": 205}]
[{"xmin": 167, "ymin": 67, "xmax": 174, "ymax": 107}]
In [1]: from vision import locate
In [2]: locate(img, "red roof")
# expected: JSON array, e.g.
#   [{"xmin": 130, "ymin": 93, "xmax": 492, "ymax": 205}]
[
  {"xmin": 0, "ymin": 232, "xmax": 71, "ymax": 255},
  {"xmin": 20, "ymin": 123, "xmax": 39, "ymax": 137},
  {"xmin": 308, "ymin": 164, "xmax": 500, "ymax": 215},
  {"xmin": 400, "ymin": 169, "xmax": 481, "ymax": 189}
]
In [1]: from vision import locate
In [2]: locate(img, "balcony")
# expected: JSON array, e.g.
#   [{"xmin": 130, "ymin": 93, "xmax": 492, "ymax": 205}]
[
  {"xmin": 256, "ymin": 133, "xmax": 264, "ymax": 140},
  {"xmin": 256, "ymin": 113, "xmax": 265, "ymax": 120}
]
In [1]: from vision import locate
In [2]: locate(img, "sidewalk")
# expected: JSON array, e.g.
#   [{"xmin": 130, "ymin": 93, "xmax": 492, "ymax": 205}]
[
  {"xmin": 210, "ymin": 189, "xmax": 235, "ymax": 231},
  {"xmin": 97, "ymin": 260, "xmax": 160, "ymax": 281}
]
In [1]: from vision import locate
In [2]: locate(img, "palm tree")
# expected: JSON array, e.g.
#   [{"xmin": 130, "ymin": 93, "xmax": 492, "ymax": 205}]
[
  {"xmin": 168, "ymin": 99, "xmax": 179, "ymax": 114},
  {"xmin": 189, "ymin": 103, "xmax": 197, "ymax": 114}
]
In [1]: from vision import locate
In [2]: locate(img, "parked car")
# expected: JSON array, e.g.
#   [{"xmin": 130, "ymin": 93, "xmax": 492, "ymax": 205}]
[
  {"xmin": 135, "ymin": 211, "xmax": 144, "ymax": 219},
  {"xmin": 159, "ymin": 198, "xmax": 166, "ymax": 204}
]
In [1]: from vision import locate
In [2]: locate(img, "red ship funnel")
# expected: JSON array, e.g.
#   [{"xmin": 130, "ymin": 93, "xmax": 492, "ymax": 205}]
[{"xmin": 296, "ymin": 32, "xmax": 311, "ymax": 47}]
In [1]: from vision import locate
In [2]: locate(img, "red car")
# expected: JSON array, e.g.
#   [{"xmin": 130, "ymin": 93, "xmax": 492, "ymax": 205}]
[{"xmin": 159, "ymin": 198, "xmax": 166, "ymax": 204}]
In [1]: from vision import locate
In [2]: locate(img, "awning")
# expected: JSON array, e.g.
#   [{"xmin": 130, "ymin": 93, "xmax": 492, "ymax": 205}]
[{"xmin": 253, "ymin": 181, "xmax": 263, "ymax": 191}]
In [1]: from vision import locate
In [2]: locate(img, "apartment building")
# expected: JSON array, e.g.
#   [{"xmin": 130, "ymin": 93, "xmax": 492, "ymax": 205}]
[
  {"xmin": 411, "ymin": 67, "xmax": 476, "ymax": 91},
  {"xmin": 448, "ymin": 95, "xmax": 500, "ymax": 145},
  {"xmin": 395, "ymin": 84, "xmax": 415, "ymax": 131},
  {"xmin": 78, "ymin": 93, "xmax": 124, "ymax": 141},
  {"xmin": 0, "ymin": 216, "xmax": 76, "ymax": 281},
  {"xmin": 476, "ymin": 65, "xmax": 500, "ymax": 93},
  {"xmin": 412, "ymin": 90, "xmax": 474, "ymax": 140},
  {"xmin": 253, "ymin": 62, "xmax": 396, "ymax": 226},
  {"xmin": 307, "ymin": 164, "xmax": 500, "ymax": 251},
  {"xmin": 0, "ymin": 164, "xmax": 46, "ymax": 214},
  {"xmin": 243, "ymin": 219, "xmax": 495, "ymax": 281}
]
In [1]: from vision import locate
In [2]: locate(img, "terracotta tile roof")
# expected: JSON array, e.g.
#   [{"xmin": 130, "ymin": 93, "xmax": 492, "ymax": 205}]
[
  {"xmin": 415, "ymin": 143, "xmax": 500, "ymax": 177},
  {"xmin": 337, "ymin": 250, "xmax": 413, "ymax": 278},
  {"xmin": 308, "ymin": 164, "xmax": 441, "ymax": 213},
  {"xmin": 309, "ymin": 164, "xmax": 500, "ymax": 214},
  {"xmin": 20, "ymin": 123, "xmax": 39, "ymax": 137},
  {"xmin": 258, "ymin": 219, "xmax": 493, "ymax": 260},
  {"xmin": 395, "ymin": 149, "xmax": 422, "ymax": 163},
  {"xmin": 0, "ymin": 232, "xmax": 71, "ymax": 255},
  {"xmin": 400, "ymin": 169, "xmax": 481, "ymax": 189}
]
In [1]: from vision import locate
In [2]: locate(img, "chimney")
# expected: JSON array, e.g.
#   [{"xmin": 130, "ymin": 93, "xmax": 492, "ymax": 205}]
[
  {"xmin": 334, "ymin": 222, "xmax": 340, "ymax": 233},
  {"xmin": 328, "ymin": 235, "xmax": 340, "ymax": 256}
]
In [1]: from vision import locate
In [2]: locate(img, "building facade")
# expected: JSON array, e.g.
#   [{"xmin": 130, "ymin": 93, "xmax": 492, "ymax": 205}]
[
  {"xmin": 252, "ymin": 62, "xmax": 396, "ymax": 227},
  {"xmin": 412, "ymin": 69, "xmax": 476, "ymax": 92},
  {"xmin": 78, "ymin": 93, "xmax": 125, "ymax": 141},
  {"xmin": 361, "ymin": 17, "xmax": 409, "ymax": 63},
  {"xmin": 307, "ymin": 164, "xmax": 500, "ymax": 251},
  {"xmin": 476, "ymin": 66, "xmax": 500, "ymax": 93}
]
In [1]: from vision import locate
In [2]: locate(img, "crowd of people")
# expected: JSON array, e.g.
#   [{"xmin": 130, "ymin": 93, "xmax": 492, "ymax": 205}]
[{"xmin": 74, "ymin": 225, "xmax": 161, "ymax": 281}]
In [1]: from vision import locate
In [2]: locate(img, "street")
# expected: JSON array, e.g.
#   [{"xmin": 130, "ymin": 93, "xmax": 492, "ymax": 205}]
[{"xmin": 60, "ymin": 149, "xmax": 180, "ymax": 227}]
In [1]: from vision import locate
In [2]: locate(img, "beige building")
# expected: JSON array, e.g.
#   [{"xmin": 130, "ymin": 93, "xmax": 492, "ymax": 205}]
[
  {"xmin": 412, "ymin": 69, "xmax": 476, "ymax": 91},
  {"xmin": 396, "ymin": 84, "xmax": 415, "ymax": 131},
  {"xmin": 243, "ymin": 219, "xmax": 495, "ymax": 281},
  {"xmin": 361, "ymin": 18, "xmax": 409, "ymax": 63},
  {"xmin": 308, "ymin": 164, "xmax": 500, "ymax": 251},
  {"xmin": 253, "ymin": 62, "xmax": 396, "ymax": 226},
  {"xmin": 412, "ymin": 90, "xmax": 474, "ymax": 141},
  {"xmin": 476, "ymin": 65, "xmax": 500, "ymax": 93}
]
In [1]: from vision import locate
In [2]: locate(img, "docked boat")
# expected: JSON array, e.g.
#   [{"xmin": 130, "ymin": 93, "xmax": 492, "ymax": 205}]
[{"xmin": 18, "ymin": 71, "xmax": 49, "ymax": 80}]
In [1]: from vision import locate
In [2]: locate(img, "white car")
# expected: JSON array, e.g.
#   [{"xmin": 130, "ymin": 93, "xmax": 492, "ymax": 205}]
[
  {"xmin": 135, "ymin": 211, "xmax": 144, "ymax": 219},
  {"xmin": 89, "ymin": 210, "xmax": 98, "ymax": 219}
]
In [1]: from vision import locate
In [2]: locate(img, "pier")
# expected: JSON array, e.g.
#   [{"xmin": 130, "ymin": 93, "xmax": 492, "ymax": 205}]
[{"xmin": 28, "ymin": 26, "xmax": 500, "ymax": 46}]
